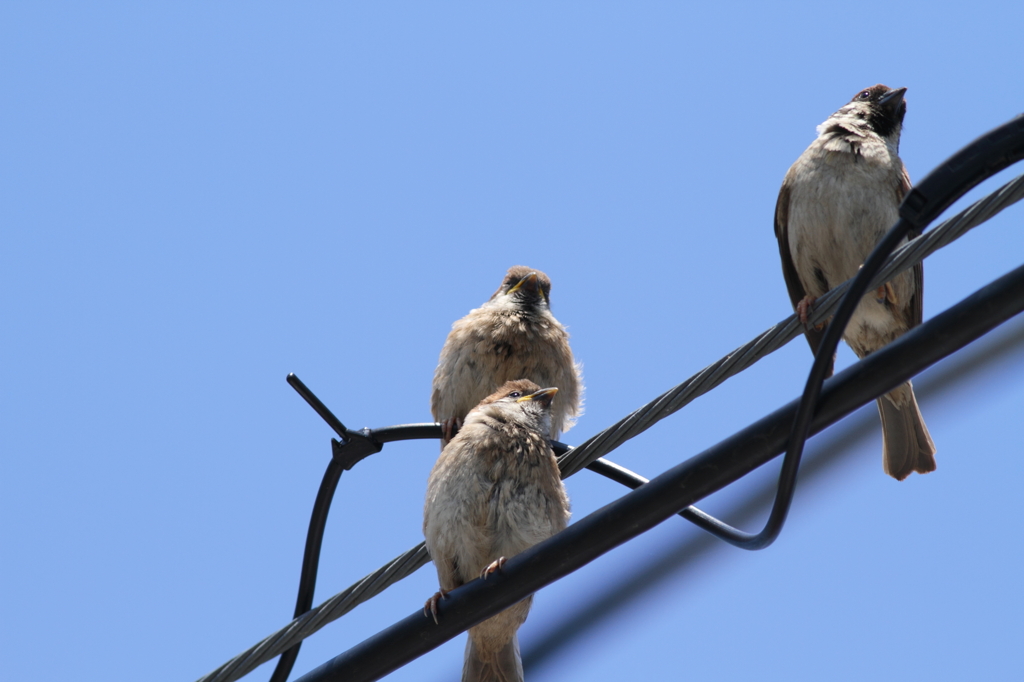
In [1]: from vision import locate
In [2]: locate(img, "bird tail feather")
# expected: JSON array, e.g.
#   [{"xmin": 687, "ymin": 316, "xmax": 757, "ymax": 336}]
[
  {"xmin": 463, "ymin": 634, "xmax": 523, "ymax": 682},
  {"xmin": 877, "ymin": 381, "xmax": 936, "ymax": 481}
]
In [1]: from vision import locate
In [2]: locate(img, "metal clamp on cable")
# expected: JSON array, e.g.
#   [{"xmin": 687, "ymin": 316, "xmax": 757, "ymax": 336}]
[{"xmin": 329, "ymin": 431, "xmax": 382, "ymax": 471}]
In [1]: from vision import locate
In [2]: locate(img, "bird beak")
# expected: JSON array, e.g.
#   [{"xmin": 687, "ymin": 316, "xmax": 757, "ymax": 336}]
[
  {"xmin": 517, "ymin": 387, "xmax": 558, "ymax": 406},
  {"xmin": 878, "ymin": 87, "xmax": 907, "ymax": 113},
  {"xmin": 506, "ymin": 272, "xmax": 540, "ymax": 297}
]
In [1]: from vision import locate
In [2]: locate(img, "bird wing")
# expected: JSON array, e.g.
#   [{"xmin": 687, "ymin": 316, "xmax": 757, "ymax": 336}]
[
  {"xmin": 896, "ymin": 164, "xmax": 924, "ymax": 328},
  {"xmin": 775, "ymin": 177, "xmax": 831, "ymax": 374}
]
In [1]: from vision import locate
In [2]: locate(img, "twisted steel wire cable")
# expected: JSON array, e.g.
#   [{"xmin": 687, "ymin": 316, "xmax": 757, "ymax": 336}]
[{"xmin": 195, "ymin": 172, "xmax": 1024, "ymax": 682}]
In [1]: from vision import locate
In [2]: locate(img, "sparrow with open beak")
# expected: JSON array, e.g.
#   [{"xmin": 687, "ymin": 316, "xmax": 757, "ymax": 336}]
[
  {"xmin": 431, "ymin": 266, "xmax": 582, "ymax": 445},
  {"xmin": 775, "ymin": 84, "xmax": 936, "ymax": 480},
  {"xmin": 424, "ymin": 380, "xmax": 571, "ymax": 682}
]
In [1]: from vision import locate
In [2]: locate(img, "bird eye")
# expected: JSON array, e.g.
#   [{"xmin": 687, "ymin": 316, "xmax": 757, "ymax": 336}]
[
  {"xmin": 858, "ymin": 90, "xmax": 871, "ymax": 100},
  {"xmin": 508, "ymin": 391, "xmax": 522, "ymax": 398}
]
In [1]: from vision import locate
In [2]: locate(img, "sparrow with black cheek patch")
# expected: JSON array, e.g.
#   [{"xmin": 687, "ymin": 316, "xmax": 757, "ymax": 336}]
[
  {"xmin": 431, "ymin": 266, "xmax": 583, "ymax": 446},
  {"xmin": 775, "ymin": 84, "xmax": 936, "ymax": 481},
  {"xmin": 424, "ymin": 380, "xmax": 571, "ymax": 682}
]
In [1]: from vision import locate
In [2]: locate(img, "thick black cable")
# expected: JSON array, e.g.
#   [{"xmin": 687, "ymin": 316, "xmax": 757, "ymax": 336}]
[
  {"xmin": 268, "ymin": 117, "xmax": 1024, "ymax": 682},
  {"xmin": 522, "ymin": 315, "xmax": 1024, "ymax": 675},
  {"xmin": 678, "ymin": 113, "xmax": 1024, "ymax": 550},
  {"xmin": 293, "ymin": 259, "xmax": 1024, "ymax": 682},
  {"xmin": 199, "ymin": 118, "xmax": 1024, "ymax": 682}
]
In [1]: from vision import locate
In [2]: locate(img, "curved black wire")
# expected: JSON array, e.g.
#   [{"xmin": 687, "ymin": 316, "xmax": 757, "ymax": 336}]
[
  {"xmin": 268, "ymin": 459, "xmax": 344, "ymax": 682},
  {"xmin": 679, "ymin": 112, "xmax": 1024, "ymax": 550},
  {"xmin": 267, "ymin": 376, "xmax": 350, "ymax": 682},
  {"xmin": 273, "ymin": 118, "xmax": 1024, "ymax": 677},
  {"xmin": 270, "ymin": 375, "xmax": 443, "ymax": 682},
  {"xmin": 294, "ymin": 262, "xmax": 1024, "ymax": 682}
]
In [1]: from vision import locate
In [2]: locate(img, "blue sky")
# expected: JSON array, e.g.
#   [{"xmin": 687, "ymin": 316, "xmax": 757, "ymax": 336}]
[{"xmin": 2, "ymin": 4, "xmax": 1022, "ymax": 681}]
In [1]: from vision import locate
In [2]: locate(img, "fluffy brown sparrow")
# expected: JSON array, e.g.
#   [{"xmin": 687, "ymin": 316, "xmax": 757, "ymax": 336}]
[
  {"xmin": 775, "ymin": 84, "xmax": 936, "ymax": 481},
  {"xmin": 424, "ymin": 380, "xmax": 571, "ymax": 682},
  {"xmin": 431, "ymin": 266, "xmax": 582, "ymax": 445}
]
